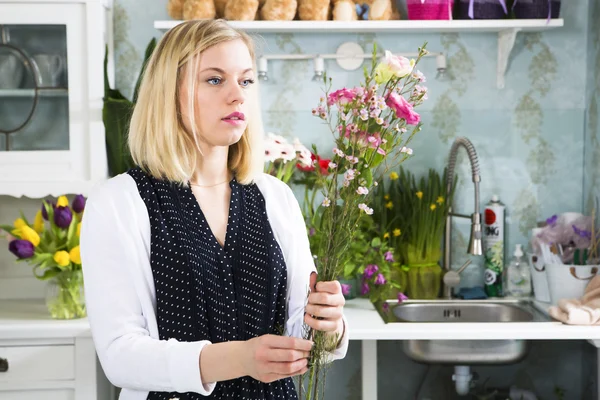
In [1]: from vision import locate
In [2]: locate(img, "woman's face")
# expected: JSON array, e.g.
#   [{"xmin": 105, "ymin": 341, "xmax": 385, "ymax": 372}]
[{"xmin": 179, "ymin": 39, "xmax": 255, "ymax": 149}]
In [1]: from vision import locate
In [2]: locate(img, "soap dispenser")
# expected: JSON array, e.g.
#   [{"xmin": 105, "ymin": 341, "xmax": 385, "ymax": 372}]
[{"xmin": 504, "ymin": 244, "xmax": 532, "ymax": 297}]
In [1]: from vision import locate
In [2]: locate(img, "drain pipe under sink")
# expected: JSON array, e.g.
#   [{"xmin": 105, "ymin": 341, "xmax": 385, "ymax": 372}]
[{"xmin": 452, "ymin": 365, "xmax": 472, "ymax": 395}]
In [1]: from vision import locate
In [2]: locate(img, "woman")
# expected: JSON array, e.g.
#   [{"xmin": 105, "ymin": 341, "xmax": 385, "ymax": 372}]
[{"xmin": 80, "ymin": 19, "xmax": 348, "ymax": 400}]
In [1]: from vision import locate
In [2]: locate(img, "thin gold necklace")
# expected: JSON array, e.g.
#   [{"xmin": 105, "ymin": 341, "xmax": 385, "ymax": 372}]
[{"xmin": 189, "ymin": 179, "xmax": 231, "ymax": 188}]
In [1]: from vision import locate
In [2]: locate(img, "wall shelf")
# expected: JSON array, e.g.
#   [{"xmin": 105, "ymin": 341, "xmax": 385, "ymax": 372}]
[{"xmin": 154, "ymin": 18, "xmax": 564, "ymax": 89}]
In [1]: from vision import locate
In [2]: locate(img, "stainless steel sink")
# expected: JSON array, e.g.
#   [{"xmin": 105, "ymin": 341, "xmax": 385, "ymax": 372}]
[
  {"xmin": 386, "ymin": 299, "xmax": 550, "ymax": 364},
  {"xmin": 391, "ymin": 299, "xmax": 547, "ymax": 323}
]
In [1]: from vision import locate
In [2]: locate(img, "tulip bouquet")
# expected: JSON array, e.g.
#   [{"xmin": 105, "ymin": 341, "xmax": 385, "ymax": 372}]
[
  {"xmin": 1, "ymin": 195, "xmax": 87, "ymax": 319},
  {"xmin": 298, "ymin": 43, "xmax": 429, "ymax": 400}
]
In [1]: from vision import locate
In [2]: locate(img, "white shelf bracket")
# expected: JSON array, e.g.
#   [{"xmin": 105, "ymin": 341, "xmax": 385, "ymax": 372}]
[{"xmin": 497, "ymin": 28, "xmax": 520, "ymax": 90}]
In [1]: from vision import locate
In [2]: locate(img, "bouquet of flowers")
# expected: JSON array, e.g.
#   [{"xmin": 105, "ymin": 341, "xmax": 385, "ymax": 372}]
[
  {"xmin": 373, "ymin": 167, "xmax": 455, "ymax": 299},
  {"xmin": 0, "ymin": 195, "xmax": 87, "ymax": 319},
  {"xmin": 299, "ymin": 43, "xmax": 429, "ymax": 400}
]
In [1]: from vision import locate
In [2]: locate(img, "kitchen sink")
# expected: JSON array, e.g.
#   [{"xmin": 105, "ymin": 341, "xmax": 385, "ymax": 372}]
[{"xmin": 386, "ymin": 299, "xmax": 551, "ymax": 364}]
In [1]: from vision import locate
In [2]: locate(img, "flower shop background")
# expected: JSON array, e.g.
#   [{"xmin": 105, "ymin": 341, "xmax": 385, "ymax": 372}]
[{"xmin": 0, "ymin": 0, "xmax": 598, "ymax": 398}]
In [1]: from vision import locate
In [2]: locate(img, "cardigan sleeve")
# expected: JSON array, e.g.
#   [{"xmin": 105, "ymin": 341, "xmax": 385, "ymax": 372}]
[
  {"xmin": 80, "ymin": 177, "xmax": 217, "ymax": 395},
  {"xmin": 280, "ymin": 182, "xmax": 349, "ymax": 361}
]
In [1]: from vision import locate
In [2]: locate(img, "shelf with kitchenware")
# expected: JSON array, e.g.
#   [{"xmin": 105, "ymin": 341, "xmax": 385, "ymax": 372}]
[
  {"xmin": 154, "ymin": 18, "xmax": 563, "ymax": 89},
  {"xmin": 0, "ymin": 0, "xmax": 114, "ymax": 199}
]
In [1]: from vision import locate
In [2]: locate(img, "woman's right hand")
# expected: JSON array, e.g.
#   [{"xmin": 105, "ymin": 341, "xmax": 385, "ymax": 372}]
[{"xmin": 242, "ymin": 335, "xmax": 313, "ymax": 383}]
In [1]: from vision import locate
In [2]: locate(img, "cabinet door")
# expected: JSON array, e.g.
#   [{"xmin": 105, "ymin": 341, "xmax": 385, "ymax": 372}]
[{"xmin": 0, "ymin": 1, "xmax": 110, "ymax": 197}]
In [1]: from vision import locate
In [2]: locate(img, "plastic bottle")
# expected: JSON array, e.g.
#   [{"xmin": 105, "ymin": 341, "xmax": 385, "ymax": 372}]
[
  {"xmin": 504, "ymin": 244, "xmax": 532, "ymax": 297},
  {"xmin": 483, "ymin": 195, "xmax": 505, "ymax": 297}
]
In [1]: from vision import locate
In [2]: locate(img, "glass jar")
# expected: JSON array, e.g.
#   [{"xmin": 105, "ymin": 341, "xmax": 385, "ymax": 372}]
[{"xmin": 45, "ymin": 269, "xmax": 86, "ymax": 319}]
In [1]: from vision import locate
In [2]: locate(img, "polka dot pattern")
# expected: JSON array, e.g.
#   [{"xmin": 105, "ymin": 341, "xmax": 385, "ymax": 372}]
[{"xmin": 128, "ymin": 168, "xmax": 298, "ymax": 400}]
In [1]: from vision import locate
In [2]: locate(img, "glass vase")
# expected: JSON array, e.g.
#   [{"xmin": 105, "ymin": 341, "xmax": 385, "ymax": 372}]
[{"xmin": 45, "ymin": 270, "xmax": 86, "ymax": 319}]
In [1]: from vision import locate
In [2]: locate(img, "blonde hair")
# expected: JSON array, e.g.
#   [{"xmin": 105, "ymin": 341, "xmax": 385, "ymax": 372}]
[{"xmin": 128, "ymin": 19, "xmax": 264, "ymax": 185}]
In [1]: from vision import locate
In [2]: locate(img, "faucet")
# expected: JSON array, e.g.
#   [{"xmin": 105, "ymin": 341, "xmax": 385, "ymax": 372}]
[{"xmin": 442, "ymin": 137, "xmax": 483, "ymax": 299}]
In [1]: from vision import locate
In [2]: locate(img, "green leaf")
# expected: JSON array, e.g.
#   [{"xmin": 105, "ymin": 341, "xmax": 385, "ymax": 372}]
[
  {"xmin": 0, "ymin": 224, "xmax": 16, "ymax": 234},
  {"xmin": 19, "ymin": 211, "xmax": 31, "ymax": 226},
  {"xmin": 344, "ymin": 262, "xmax": 356, "ymax": 278},
  {"xmin": 33, "ymin": 266, "xmax": 61, "ymax": 281},
  {"xmin": 67, "ymin": 218, "xmax": 78, "ymax": 250},
  {"xmin": 371, "ymin": 237, "xmax": 381, "ymax": 248}
]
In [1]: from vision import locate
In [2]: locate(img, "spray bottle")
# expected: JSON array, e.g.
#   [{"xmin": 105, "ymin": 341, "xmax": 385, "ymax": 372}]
[{"xmin": 483, "ymin": 195, "xmax": 505, "ymax": 297}]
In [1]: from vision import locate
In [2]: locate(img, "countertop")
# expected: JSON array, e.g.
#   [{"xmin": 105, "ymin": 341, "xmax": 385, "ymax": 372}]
[{"xmin": 1, "ymin": 298, "xmax": 599, "ymax": 343}]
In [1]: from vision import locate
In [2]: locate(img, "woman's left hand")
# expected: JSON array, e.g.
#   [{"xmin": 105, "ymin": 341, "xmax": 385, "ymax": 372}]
[{"xmin": 304, "ymin": 272, "xmax": 345, "ymax": 335}]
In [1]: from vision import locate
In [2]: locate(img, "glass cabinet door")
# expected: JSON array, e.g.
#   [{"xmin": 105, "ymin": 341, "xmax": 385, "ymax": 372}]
[{"xmin": 0, "ymin": 24, "xmax": 70, "ymax": 152}]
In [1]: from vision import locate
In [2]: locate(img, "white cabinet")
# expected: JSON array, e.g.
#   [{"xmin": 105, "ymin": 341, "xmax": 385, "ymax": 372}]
[
  {"xmin": 0, "ymin": 0, "xmax": 114, "ymax": 198},
  {"xmin": 0, "ymin": 300, "xmax": 113, "ymax": 400}
]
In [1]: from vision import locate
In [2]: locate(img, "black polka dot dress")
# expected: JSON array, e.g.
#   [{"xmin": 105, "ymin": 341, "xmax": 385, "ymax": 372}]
[{"xmin": 128, "ymin": 167, "xmax": 299, "ymax": 400}]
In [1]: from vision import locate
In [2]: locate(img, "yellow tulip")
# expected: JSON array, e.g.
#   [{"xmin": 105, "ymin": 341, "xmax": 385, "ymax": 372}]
[
  {"xmin": 13, "ymin": 218, "xmax": 27, "ymax": 229},
  {"xmin": 77, "ymin": 222, "xmax": 82, "ymax": 237},
  {"xmin": 393, "ymin": 228, "xmax": 401, "ymax": 237},
  {"xmin": 33, "ymin": 210, "xmax": 44, "ymax": 233},
  {"xmin": 20, "ymin": 225, "xmax": 40, "ymax": 247},
  {"xmin": 53, "ymin": 251, "xmax": 70, "ymax": 268},
  {"xmin": 69, "ymin": 246, "xmax": 81, "ymax": 265},
  {"xmin": 57, "ymin": 196, "xmax": 69, "ymax": 207}
]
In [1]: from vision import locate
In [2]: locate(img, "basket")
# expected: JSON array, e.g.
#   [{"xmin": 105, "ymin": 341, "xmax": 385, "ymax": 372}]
[
  {"xmin": 455, "ymin": 0, "xmax": 509, "ymax": 19},
  {"xmin": 407, "ymin": 0, "xmax": 454, "ymax": 20},
  {"xmin": 545, "ymin": 263, "xmax": 599, "ymax": 306},
  {"xmin": 512, "ymin": 0, "xmax": 561, "ymax": 19}
]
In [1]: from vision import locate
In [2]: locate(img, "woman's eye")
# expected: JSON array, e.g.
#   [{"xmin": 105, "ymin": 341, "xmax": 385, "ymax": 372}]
[
  {"xmin": 241, "ymin": 79, "xmax": 255, "ymax": 87},
  {"xmin": 207, "ymin": 77, "xmax": 222, "ymax": 85}
]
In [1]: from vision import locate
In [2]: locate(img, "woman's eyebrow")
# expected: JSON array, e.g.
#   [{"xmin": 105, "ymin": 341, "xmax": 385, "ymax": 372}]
[{"xmin": 200, "ymin": 67, "xmax": 254, "ymax": 74}]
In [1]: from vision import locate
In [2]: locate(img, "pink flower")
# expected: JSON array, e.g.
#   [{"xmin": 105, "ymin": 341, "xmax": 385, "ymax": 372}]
[
  {"xmin": 361, "ymin": 283, "xmax": 370, "ymax": 295},
  {"xmin": 397, "ymin": 292, "xmax": 409, "ymax": 303},
  {"xmin": 374, "ymin": 273, "xmax": 386, "ymax": 285},
  {"xmin": 327, "ymin": 88, "xmax": 357, "ymax": 107},
  {"xmin": 384, "ymin": 251, "xmax": 394, "ymax": 262},
  {"xmin": 363, "ymin": 264, "xmax": 379, "ymax": 279},
  {"xmin": 341, "ymin": 283, "xmax": 351, "ymax": 296},
  {"xmin": 386, "ymin": 92, "xmax": 420, "ymax": 125}
]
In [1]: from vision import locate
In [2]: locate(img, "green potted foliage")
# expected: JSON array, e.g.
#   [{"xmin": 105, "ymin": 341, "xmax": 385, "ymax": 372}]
[{"xmin": 103, "ymin": 38, "xmax": 156, "ymax": 176}]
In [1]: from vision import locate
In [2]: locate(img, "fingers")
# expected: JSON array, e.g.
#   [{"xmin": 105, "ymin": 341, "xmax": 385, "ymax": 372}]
[
  {"xmin": 268, "ymin": 349, "xmax": 311, "ymax": 362},
  {"xmin": 304, "ymin": 303, "xmax": 343, "ymax": 320},
  {"xmin": 304, "ymin": 314, "xmax": 339, "ymax": 332},
  {"xmin": 309, "ymin": 272, "xmax": 317, "ymax": 292},
  {"xmin": 267, "ymin": 358, "xmax": 309, "ymax": 376},
  {"xmin": 263, "ymin": 334, "xmax": 314, "ymax": 352},
  {"xmin": 315, "ymin": 280, "xmax": 342, "ymax": 295},
  {"xmin": 308, "ymin": 291, "xmax": 345, "ymax": 307}
]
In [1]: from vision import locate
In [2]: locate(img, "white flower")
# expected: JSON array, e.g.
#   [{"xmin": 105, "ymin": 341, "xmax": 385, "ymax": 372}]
[
  {"xmin": 279, "ymin": 143, "xmax": 296, "ymax": 162},
  {"xmin": 322, "ymin": 198, "xmax": 331, "ymax": 207},
  {"xmin": 333, "ymin": 147, "xmax": 345, "ymax": 157},
  {"xmin": 358, "ymin": 203, "xmax": 374, "ymax": 215},
  {"xmin": 328, "ymin": 162, "xmax": 337, "ymax": 169},
  {"xmin": 376, "ymin": 117, "xmax": 384, "ymax": 125},
  {"xmin": 356, "ymin": 186, "xmax": 369, "ymax": 195},
  {"xmin": 343, "ymin": 179, "xmax": 350, "ymax": 187},
  {"xmin": 400, "ymin": 146, "xmax": 414, "ymax": 155},
  {"xmin": 413, "ymin": 70, "xmax": 426, "ymax": 82},
  {"xmin": 294, "ymin": 138, "xmax": 312, "ymax": 167},
  {"xmin": 345, "ymin": 169, "xmax": 356, "ymax": 180},
  {"xmin": 374, "ymin": 181, "xmax": 379, "ymax": 186}
]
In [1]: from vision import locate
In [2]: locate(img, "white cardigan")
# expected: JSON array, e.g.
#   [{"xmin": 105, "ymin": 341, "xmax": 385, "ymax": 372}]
[{"xmin": 80, "ymin": 172, "xmax": 349, "ymax": 399}]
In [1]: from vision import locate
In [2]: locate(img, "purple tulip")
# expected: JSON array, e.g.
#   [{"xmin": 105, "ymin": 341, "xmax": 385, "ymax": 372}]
[
  {"xmin": 41, "ymin": 201, "xmax": 56, "ymax": 221},
  {"xmin": 361, "ymin": 282, "xmax": 370, "ymax": 295},
  {"xmin": 384, "ymin": 251, "xmax": 394, "ymax": 262},
  {"xmin": 72, "ymin": 195, "xmax": 86, "ymax": 213},
  {"xmin": 54, "ymin": 206, "xmax": 73, "ymax": 229},
  {"xmin": 374, "ymin": 273, "xmax": 386, "ymax": 285},
  {"xmin": 363, "ymin": 264, "xmax": 379, "ymax": 279},
  {"xmin": 397, "ymin": 292, "xmax": 408, "ymax": 303},
  {"xmin": 341, "ymin": 283, "xmax": 351, "ymax": 296},
  {"xmin": 9, "ymin": 240, "xmax": 34, "ymax": 259}
]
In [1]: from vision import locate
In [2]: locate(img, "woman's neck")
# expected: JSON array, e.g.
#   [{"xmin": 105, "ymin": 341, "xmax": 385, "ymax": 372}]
[{"xmin": 190, "ymin": 145, "xmax": 231, "ymax": 186}]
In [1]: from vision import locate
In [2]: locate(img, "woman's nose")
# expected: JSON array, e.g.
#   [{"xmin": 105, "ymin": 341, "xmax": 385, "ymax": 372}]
[{"xmin": 227, "ymin": 82, "xmax": 246, "ymax": 105}]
